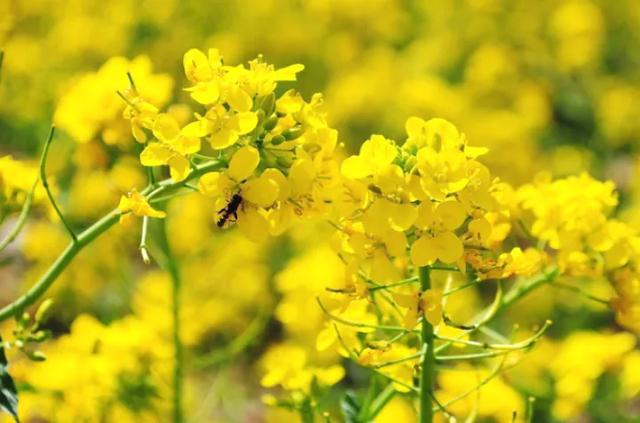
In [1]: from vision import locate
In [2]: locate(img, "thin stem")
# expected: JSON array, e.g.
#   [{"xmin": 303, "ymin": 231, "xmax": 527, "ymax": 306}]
[
  {"xmin": 549, "ymin": 281, "xmax": 609, "ymax": 305},
  {"xmin": 39, "ymin": 126, "xmax": 77, "ymax": 243},
  {"xmin": 0, "ymin": 178, "xmax": 38, "ymax": 253},
  {"xmin": 139, "ymin": 216, "xmax": 151, "ymax": 264},
  {"xmin": 316, "ymin": 298, "xmax": 414, "ymax": 333},
  {"xmin": 496, "ymin": 268, "xmax": 558, "ymax": 315},
  {"xmin": 368, "ymin": 276, "xmax": 419, "ymax": 292},
  {"xmin": 418, "ymin": 266, "xmax": 434, "ymax": 423},
  {"xmin": 195, "ymin": 306, "xmax": 270, "ymax": 369},
  {"xmin": 0, "ymin": 160, "xmax": 226, "ymax": 322}
]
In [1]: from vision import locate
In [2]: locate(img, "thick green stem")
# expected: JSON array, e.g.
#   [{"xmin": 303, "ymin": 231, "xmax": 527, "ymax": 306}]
[
  {"xmin": 0, "ymin": 160, "xmax": 225, "ymax": 322},
  {"xmin": 418, "ymin": 266, "xmax": 435, "ymax": 423}
]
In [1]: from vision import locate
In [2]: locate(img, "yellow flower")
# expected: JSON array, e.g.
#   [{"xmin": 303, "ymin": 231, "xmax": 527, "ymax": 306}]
[
  {"xmin": 393, "ymin": 288, "xmax": 443, "ymax": 329},
  {"xmin": 118, "ymin": 189, "xmax": 166, "ymax": 223},
  {"xmin": 139, "ymin": 114, "xmax": 201, "ymax": 182},
  {"xmin": 341, "ymin": 134, "xmax": 398, "ymax": 180},
  {"xmin": 185, "ymin": 104, "xmax": 258, "ymax": 150}
]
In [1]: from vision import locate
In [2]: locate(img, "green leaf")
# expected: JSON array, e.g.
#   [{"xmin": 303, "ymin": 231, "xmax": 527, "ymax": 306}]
[
  {"xmin": 0, "ymin": 337, "xmax": 19, "ymax": 422},
  {"xmin": 340, "ymin": 391, "xmax": 361, "ymax": 423}
]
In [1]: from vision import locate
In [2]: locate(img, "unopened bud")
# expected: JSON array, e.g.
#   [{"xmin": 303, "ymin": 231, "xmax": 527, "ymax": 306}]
[
  {"xmin": 263, "ymin": 115, "xmax": 279, "ymax": 131},
  {"xmin": 276, "ymin": 156, "xmax": 294, "ymax": 168},
  {"xmin": 282, "ymin": 127, "xmax": 303, "ymax": 140},
  {"xmin": 35, "ymin": 299, "xmax": 54, "ymax": 324},
  {"xmin": 26, "ymin": 350, "xmax": 46, "ymax": 362},
  {"xmin": 258, "ymin": 93, "xmax": 275, "ymax": 115},
  {"xmin": 270, "ymin": 134, "xmax": 286, "ymax": 145}
]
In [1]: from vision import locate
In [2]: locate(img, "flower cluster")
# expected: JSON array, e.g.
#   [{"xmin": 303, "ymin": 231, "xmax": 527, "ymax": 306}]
[
  {"xmin": 121, "ymin": 48, "xmax": 340, "ymax": 241},
  {"xmin": 516, "ymin": 173, "xmax": 640, "ymax": 333}
]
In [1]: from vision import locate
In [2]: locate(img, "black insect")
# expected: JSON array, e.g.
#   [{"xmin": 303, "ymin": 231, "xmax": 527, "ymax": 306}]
[{"xmin": 217, "ymin": 193, "xmax": 243, "ymax": 228}]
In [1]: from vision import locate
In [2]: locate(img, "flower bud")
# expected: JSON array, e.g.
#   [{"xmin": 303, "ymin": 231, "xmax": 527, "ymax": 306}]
[
  {"xmin": 263, "ymin": 115, "xmax": 279, "ymax": 132},
  {"xmin": 258, "ymin": 93, "xmax": 276, "ymax": 115},
  {"xmin": 276, "ymin": 155, "xmax": 294, "ymax": 168},
  {"xmin": 270, "ymin": 134, "xmax": 286, "ymax": 145},
  {"xmin": 35, "ymin": 299, "xmax": 54, "ymax": 324},
  {"xmin": 283, "ymin": 127, "xmax": 304, "ymax": 140}
]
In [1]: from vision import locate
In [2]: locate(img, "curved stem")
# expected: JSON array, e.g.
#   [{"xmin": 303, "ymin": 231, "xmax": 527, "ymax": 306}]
[
  {"xmin": 0, "ymin": 160, "xmax": 225, "ymax": 322},
  {"xmin": 0, "ymin": 178, "xmax": 38, "ymax": 253},
  {"xmin": 418, "ymin": 266, "xmax": 434, "ymax": 423},
  {"xmin": 39, "ymin": 126, "xmax": 77, "ymax": 243}
]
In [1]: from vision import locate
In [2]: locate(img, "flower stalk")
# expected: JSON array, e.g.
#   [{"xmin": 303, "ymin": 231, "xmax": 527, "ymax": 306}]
[{"xmin": 418, "ymin": 266, "xmax": 435, "ymax": 423}]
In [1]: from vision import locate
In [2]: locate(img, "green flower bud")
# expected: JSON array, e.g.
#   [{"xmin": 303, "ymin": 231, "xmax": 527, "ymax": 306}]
[
  {"xmin": 270, "ymin": 134, "xmax": 286, "ymax": 145},
  {"xmin": 263, "ymin": 115, "xmax": 279, "ymax": 131},
  {"xmin": 26, "ymin": 350, "xmax": 46, "ymax": 362},
  {"xmin": 258, "ymin": 93, "xmax": 276, "ymax": 115},
  {"xmin": 282, "ymin": 127, "xmax": 304, "ymax": 140},
  {"xmin": 35, "ymin": 299, "xmax": 54, "ymax": 324},
  {"xmin": 276, "ymin": 155, "xmax": 294, "ymax": 168}
]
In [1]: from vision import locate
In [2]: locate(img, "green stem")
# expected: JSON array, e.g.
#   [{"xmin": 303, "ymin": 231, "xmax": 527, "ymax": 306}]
[
  {"xmin": 495, "ymin": 267, "xmax": 558, "ymax": 316},
  {"xmin": 157, "ymin": 220, "xmax": 184, "ymax": 423},
  {"xmin": 0, "ymin": 179, "xmax": 38, "ymax": 253},
  {"xmin": 418, "ymin": 266, "xmax": 434, "ymax": 423},
  {"xmin": 0, "ymin": 160, "xmax": 225, "ymax": 322},
  {"xmin": 365, "ymin": 383, "xmax": 396, "ymax": 421},
  {"xmin": 39, "ymin": 125, "xmax": 77, "ymax": 243}
]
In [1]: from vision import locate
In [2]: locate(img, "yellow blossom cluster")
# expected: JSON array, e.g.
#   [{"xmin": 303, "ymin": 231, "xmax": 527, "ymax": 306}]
[{"xmin": 516, "ymin": 173, "xmax": 640, "ymax": 332}]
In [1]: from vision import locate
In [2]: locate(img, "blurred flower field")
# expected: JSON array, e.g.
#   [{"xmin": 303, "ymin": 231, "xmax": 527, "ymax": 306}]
[{"xmin": 0, "ymin": 0, "xmax": 639, "ymax": 422}]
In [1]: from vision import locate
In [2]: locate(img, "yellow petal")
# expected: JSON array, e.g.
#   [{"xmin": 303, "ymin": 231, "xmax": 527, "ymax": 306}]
[
  {"xmin": 168, "ymin": 154, "xmax": 190, "ymax": 182},
  {"xmin": 182, "ymin": 119, "xmax": 212, "ymax": 137},
  {"xmin": 189, "ymin": 82, "xmax": 220, "ymax": 104},
  {"xmin": 262, "ymin": 168, "xmax": 290, "ymax": 201},
  {"xmin": 237, "ymin": 208, "xmax": 269, "ymax": 242},
  {"xmin": 198, "ymin": 172, "xmax": 223, "ymax": 196},
  {"xmin": 153, "ymin": 113, "xmax": 180, "ymax": 141},
  {"xmin": 227, "ymin": 85, "xmax": 253, "ymax": 112},
  {"xmin": 388, "ymin": 203, "xmax": 418, "ymax": 231},
  {"xmin": 405, "ymin": 116, "xmax": 425, "ymax": 139},
  {"xmin": 244, "ymin": 175, "xmax": 280, "ymax": 208},
  {"xmin": 172, "ymin": 135, "xmax": 201, "ymax": 155},
  {"xmin": 341, "ymin": 156, "xmax": 371, "ymax": 179},
  {"xmin": 273, "ymin": 64, "xmax": 305, "ymax": 81},
  {"xmin": 209, "ymin": 128, "xmax": 238, "ymax": 149},
  {"xmin": 433, "ymin": 232, "xmax": 463, "ymax": 264},
  {"xmin": 183, "ymin": 48, "xmax": 211, "ymax": 82},
  {"xmin": 436, "ymin": 201, "xmax": 467, "ymax": 231},
  {"xmin": 228, "ymin": 146, "xmax": 260, "ymax": 181},
  {"xmin": 410, "ymin": 235, "xmax": 437, "ymax": 267},
  {"xmin": 232, "ymin": 112, "xmax": 258, "ymax": 135},
  {"xmin": 289, "ymin": 158, "xmax": 316, "ymax": 195},
  {"xmin": 140, "ymin": 143, "xmax": 173, "ymax": 166},
  {"xmin": 415, "ymin": 201, "xmax": 437, "ymax": 229}
]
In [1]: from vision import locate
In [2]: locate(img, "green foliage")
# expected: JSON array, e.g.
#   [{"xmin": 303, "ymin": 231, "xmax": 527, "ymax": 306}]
[{"xmin": 0, "ymin": 337, "xmax": 19, "ymax": 422}]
